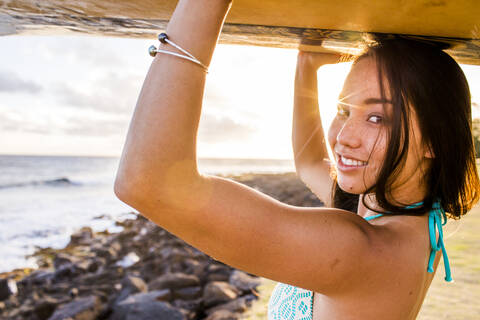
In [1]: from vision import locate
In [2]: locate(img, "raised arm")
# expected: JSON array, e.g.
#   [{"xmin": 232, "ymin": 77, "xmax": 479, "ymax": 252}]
[
  {"xmin": 293, "ymin": 51, "xmax": 342, "ymax": 207},
  {"xmin": 114, "ymin": 1, "xmax": 386, "ymax": 295}
]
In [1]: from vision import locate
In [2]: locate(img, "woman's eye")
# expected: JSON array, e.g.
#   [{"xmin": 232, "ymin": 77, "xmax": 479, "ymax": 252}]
[{"xmin": 368, "ymin": 115, "xmax": 383, "ymax": 124}]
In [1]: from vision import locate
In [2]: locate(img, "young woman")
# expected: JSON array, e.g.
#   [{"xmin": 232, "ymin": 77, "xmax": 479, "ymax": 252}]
[{"xmin": 114, "ymin": 0, "xmax": 480, "ymax": 319}]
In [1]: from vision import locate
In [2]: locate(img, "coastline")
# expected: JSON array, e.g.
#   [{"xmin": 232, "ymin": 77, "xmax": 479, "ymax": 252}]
[{"xmin": 0, "ymin": 172, "xmax": 323, "ymax": 320}]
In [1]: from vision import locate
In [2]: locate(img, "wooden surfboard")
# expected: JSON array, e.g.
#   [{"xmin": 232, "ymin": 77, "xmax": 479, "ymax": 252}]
[{"xmin": 1, "ymin": 0, "xmax": 479, "ymax": 65}]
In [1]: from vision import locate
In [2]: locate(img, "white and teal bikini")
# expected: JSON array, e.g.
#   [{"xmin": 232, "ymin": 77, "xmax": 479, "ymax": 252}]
[{"xmin": 267, "ymin": 200, "xmax": 452, "ymax": 320}]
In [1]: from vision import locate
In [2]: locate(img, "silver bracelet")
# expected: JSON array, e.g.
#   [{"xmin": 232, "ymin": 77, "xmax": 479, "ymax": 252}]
[{"xmin": 149, "ymin": 33, "xmax": 209, "ymax": 73}]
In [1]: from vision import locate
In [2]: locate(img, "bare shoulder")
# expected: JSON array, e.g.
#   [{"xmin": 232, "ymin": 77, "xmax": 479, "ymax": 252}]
[{"xmin": 362, "ymin": 214, "xmax": 432, "ymax": 287}]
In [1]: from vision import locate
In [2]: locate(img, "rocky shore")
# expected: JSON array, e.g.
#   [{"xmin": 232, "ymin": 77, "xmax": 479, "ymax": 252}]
[{"xmin": 0, "ymin": 172, "xmax": 323, "ymax": 320}]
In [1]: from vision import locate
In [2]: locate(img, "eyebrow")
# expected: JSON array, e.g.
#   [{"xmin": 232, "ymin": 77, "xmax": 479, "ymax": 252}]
[
  {"xmin": 337, "ymin": 97, "xmax": 393, "ymax": 108},
  {"xmin": 363, "ymin": 98, "xmax": 393, "ymax": 105}
]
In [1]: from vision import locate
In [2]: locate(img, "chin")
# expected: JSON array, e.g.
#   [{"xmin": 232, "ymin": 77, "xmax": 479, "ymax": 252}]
[{"xmin": 336, "ymin": 178, "xmax": 368, "ymax": 195}]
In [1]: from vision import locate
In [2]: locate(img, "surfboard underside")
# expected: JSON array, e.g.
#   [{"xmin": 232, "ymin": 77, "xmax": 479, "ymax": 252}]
[{"xmin": 1, "ymin": 0, "xmax": 479, "ymax": 65}]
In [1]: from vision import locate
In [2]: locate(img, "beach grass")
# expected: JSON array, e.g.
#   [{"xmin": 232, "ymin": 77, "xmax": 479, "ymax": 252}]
[{"xmin": 241, "ymin": 196, "xmax": 480, "ymax": 319}]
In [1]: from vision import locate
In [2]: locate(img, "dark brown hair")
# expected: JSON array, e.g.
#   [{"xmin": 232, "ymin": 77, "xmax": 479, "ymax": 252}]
[{"xmin": 331, "ymin": 37, "xmax": 480, "ymax": 219}]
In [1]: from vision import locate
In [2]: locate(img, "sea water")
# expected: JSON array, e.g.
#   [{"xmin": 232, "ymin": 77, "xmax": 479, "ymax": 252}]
[{"xmin": 0, "ymin": 155, "xmax": 294, "ymax": 273}]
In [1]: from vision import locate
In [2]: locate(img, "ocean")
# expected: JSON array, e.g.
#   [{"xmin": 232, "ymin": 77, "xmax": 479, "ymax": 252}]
[{"xmin": 0, "ymin": 155, "xmax": 295, "ymax": 273}]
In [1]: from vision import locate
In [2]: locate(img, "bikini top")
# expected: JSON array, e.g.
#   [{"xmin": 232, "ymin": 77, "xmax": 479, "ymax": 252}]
[{"xmin": 267, "ymin": 200, "xmax": 452, "ymax": 320}]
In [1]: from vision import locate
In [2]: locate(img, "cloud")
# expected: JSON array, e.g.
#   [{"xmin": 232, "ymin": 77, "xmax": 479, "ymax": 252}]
[
  {"xmin": 62, "ymin": 116, "xmax": 130, "ymax": 136},
  {"xmin": 0, "ymin": 70, "xmax": 42, "ymax": 93},
  {"xmin": 0, "ymin": 111, "xmax": 51, "ymax": 134},
  {"xmin": 54, "ymin": 71, "xmax": 143, "ymax": 115},
  {"xmin": 198, "ymin": 112, "xmax": 257, "ymax": 143}
]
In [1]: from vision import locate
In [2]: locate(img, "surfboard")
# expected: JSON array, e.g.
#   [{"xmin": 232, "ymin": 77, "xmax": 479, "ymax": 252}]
[{"xmin": 1, "ymin": 0, "xmax": 479, "ymax": 65}]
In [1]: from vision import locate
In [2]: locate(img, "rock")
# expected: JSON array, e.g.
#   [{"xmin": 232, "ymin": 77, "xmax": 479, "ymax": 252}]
[
  {"xmin": 204, "ymin": 309, "xmax": 242, "ymax": 320},
  {"xmin": 75, "ymin": 259, "xmax": 100, "ymax": 273},
  {"xmin": 172, "ymin": 286, "xmax": 202, "ymax": 300},
  {"xmin": 53, "ymin": 264, "xmax": 80, "ymax": 280},
  {"xmin": 160, "ymin": 247, "xmax": 192, "ymax": 263},
  {"xmin": 114, "ymin": 275, "xmax": 148, "ymax": 305},
  {"xmin": 33, "ymin": 296, "xmax": 62, "ymax": 320},
  {"xmin": 203, "ymin": 281, "xmax": 239, "ymax": 308},
  {"xmin": 53, "ymin": 253, "xmax": 76, "ymax": 269},
  {"xmin": 69, "ymin": 227, "xmax": 94, "ymax": 246},
  {"xmin": 0, "ymin": 278, "xmax": 13, "ymax": 301},
  {"xmin": 228, "ymin": 270, "xmax": 261, "ymax": 293},
  {"xmin": 148, "ymin": 272, "xmax": 200, "ymax": 291},
  {"xmin": 48, "ymin": 296, "xmax": 103, "ymax": 320},
  {"xmin": 115, "ymin": 252, "xmax": 140, "ymax": 268},
  {"xmin": 205, "ymin": 295, "xmax": 254, "ymax": 315},
  {"xmin": 19, "ymin": 269, "xmax": 55, "ymax": 286},
  {"xmin": 182, "ymin": 258, "xmax": 206, "ymax": 278},
  {"xmin": 171, "ymin": 297, "xmax": 203, "ymax": 312},
  {"xmin": 207, "ymin": 273, "xmax": 230, "ymax": 282},
  {"xmin": 69, "ymin": 287, "xmax": 79, "ymax": 298},
  {"xmin": 110, "ymin": 291, "xmax": 185, "ymax": 320},
  {"xmin": 206, "ymin": 264, "xmax": 232, "ymax": 282}
]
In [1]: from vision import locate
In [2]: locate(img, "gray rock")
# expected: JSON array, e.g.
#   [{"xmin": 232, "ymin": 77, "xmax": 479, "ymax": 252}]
[
  {"xmin": 53, "ymin": 253, "xmax": 75, "ymax": 269},
  {"xmin": 172, "ymin": 286, "xmax": 202, "ymax": 300},
  {"xmin": 19, "ymin": 269, "xmax": 55, "ymax": 286},
  {"xmin": 110, "ymin": 291, "xmax": 185, "ymax": 320},
  {"xmin": 205, "ymin": 295, "xmax": 254, "ymax": 315},
  {"xmin": 148, "ymin": 272, "xmax": 200, "ymax": 291},
  {"xmin": 203, "ymin": 281, "xmax": 239, "ymax": 308},
  {"xmin": 0, "ymin": 278, "xmax": 13, "ymax": 301},
  {"xmin": 69, "ymin": 227, "xmax": 94, "ymax": 246},
  {"xmin": 204, "ymin": 309, "xmax": 242, "ymax": 320},
  {"xmin": 48, "ymin": 295, "xmax": 103, "ymax": 320},
  {"xmin": 114, "ymin": 275, "xmax": 148, "ymax": 305},
  {"xmin": 33, "ymin": 296, "xmax": 62, "ymax": 320},
  {"xmin": 228, "ymin": 270, "xmax": 261, "ymax": 293}
]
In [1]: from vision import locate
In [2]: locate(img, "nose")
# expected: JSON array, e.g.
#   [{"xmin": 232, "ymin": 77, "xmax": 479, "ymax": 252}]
[{"xmin": 336, "ymin": 118, "xmax": 362, "ymax": 149}]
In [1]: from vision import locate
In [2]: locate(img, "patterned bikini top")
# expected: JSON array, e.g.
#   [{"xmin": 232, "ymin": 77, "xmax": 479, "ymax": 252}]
[{"xmin": 267, "ymin": 200, "xmax": 452, "ymax": 320}]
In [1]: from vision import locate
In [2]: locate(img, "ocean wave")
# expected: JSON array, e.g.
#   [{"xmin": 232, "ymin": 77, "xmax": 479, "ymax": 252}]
[{"xmin": 0, "ymin": 177, "xmax": 82, "ymax": 189}]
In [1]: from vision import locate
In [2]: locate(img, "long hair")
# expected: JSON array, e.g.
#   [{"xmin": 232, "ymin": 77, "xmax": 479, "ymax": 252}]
[{"xmin": 331, "ymin": 37, "xmax": 480, "ymax": 219}]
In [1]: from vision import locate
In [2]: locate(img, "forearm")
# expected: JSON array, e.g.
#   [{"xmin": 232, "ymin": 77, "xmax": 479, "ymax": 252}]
[
  {"xmin": 115, "ymin": 0, "xmax": 232, "ymax": 197},
  {"xmin": 292, "ymin": 60, "xmax": 329, "ymax": 166}
]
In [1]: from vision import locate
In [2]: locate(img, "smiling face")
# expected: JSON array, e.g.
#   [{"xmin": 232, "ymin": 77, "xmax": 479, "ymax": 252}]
[{"xmin": 328, "ymin": 56, "xmax": 432, "ymax": 203}]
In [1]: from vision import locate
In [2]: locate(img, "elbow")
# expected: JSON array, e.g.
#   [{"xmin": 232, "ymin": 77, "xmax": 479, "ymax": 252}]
[
  {"xmin": 114, "ymin": 175, "xmax": 134, "ymax": 206},
  {"xmin": 113, "ymin": 170, "xmax": 144, "ymax": 208}
]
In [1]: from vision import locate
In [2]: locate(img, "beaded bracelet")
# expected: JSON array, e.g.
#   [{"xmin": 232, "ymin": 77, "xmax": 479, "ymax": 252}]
[{"xmin": 149, "ymin": 33, "xmax": 209, "ymax": 73}]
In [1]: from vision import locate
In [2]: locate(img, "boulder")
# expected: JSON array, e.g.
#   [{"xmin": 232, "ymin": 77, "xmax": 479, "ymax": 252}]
[
  {"xmin": 110, "ymin": 291, "xmax": 185, "ymax": 320},
  {"xmin": 203, "ymin": 281, "xmax": 239, "ymax": 308},
  {"xmin": 114, "ymin": 275, "xmax": 148, "ymax": 305},
  {"xmin": 148, "ymin": 272, "xmax": 200, "ymax": 291},
  {"xmin": 229, "ymin": 270, "xmax": 261, "ymax": 293},
  {"xmin": 48, "ymin": 295, "xmax": 103, "ymax": 320}
]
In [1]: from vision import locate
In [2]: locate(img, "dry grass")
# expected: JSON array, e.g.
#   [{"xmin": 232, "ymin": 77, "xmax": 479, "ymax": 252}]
[{"xmin": 241, "ymin": 203, "xmax": 480, "ymax": 319}]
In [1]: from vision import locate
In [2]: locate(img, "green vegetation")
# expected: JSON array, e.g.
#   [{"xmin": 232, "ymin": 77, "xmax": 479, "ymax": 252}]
[{"xmin": 473, "ymin": 118, "xmax": 480, "ymax": 158}]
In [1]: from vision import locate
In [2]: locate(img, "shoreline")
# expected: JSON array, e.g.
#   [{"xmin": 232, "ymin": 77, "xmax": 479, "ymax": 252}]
[{"xmin": 0, "ymin": 172, "xmax": 323, "ymax": 319}]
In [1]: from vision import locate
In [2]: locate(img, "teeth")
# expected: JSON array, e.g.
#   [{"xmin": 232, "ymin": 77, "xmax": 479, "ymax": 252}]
[{"xmin": 341, "ymin": 155, "xmax": 367, "ymax": 166}]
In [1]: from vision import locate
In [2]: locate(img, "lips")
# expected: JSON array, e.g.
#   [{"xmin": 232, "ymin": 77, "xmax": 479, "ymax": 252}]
[{"xmin": 336, "ymin": 153, "xmax": 368, "ymax": 169}]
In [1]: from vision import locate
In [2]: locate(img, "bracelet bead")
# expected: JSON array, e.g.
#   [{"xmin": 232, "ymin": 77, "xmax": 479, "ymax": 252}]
[{"xmin": 158, "ymin": 33, "xmax": 169, "ymax": 44}]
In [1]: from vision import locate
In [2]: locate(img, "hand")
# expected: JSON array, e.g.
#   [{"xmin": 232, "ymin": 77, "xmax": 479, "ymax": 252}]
[{"xmin": 296, "ymin": 50, "xmax": 345, "ymax": 71}]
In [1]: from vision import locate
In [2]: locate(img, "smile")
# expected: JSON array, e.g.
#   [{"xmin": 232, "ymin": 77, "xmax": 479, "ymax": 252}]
[{"xmin": 336, "ymin": 154, "xmax": 368, "ymax": 170}]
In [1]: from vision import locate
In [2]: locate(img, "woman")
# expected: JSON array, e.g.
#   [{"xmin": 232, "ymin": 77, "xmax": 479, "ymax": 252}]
[{"xmin": 114, "ymin": 0, "xmax": 480, "ymax": 319}]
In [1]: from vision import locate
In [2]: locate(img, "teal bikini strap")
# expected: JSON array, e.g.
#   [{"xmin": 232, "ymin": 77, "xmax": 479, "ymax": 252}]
[
  {"xmin": 363, "ymin": 201, "xmax": 422, "ymax": 221},
  {"xmin": 364, "ymin": 213, "xmax": 384, "ymax": 221},
  {"xmin": 363, "ymin": 200, "xmax": 453, "ymax": 282},
  {"xmin": 427, "ymin": 201, "xmax": 453, "ymax": 282}
]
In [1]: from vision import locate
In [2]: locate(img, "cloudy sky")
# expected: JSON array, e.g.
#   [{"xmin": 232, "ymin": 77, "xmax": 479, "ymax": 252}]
[{"xmin": 1, "ymin": 35, "xmax": 479, "ymax": 159}]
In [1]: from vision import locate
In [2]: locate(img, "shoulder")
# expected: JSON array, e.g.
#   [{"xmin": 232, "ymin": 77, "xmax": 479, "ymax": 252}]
[{"xmin": 364, "ymin": 214, "xmax": 431, "ymax": 283}]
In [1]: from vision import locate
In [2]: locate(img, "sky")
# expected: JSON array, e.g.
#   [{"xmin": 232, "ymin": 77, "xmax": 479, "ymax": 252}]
[{"xmin": 1, "ymin": 35, "xmax": 479, "ymax": 159}]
